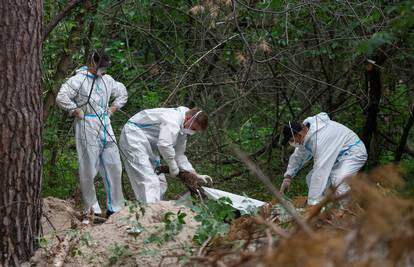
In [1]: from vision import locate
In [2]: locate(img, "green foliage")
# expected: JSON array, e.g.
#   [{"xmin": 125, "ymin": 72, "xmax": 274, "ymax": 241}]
[
  {"xmin": 125, "ymin": 200, "xmax": 147, "ymax": 238},
  {"xmin": 145, "ymin": 210, "xmax": 187, "ymax": 245},
  {"xmin": 68, "ymin": 230, "xmax": 93, "ymax": 257},
  {"xmin": 107, "ymin": 242, "xmax": 132, "ymax": 266},
  {"xmin": 35, "ymin": 235, "xmax": 51, "ymax": 252},
  {"xmin": 399, "ymin": 159, "xmax": 414, "ymax": 198},
  {"xmin": 41, "ymin": 0, "xmax": 414, "ymax": 204},
  {"xmin": 127, "ymin": 200, "xmax": 146, "ymax": 217},
  {"xmin": 189, "ymin": 197, "xmax": 235, "ymax": 245},
  {"xmin": 357, "ymin": 31, "xmax": 395, "ymax": 56}
]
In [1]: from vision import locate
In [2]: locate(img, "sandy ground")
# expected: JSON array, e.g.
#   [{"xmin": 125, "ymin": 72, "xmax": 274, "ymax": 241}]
[{"xmin": 28, "ymin": 197, "xmax": 200, "ymax": 267}]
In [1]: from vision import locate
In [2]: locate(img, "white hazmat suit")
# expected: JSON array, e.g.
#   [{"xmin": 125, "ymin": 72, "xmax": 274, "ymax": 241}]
[
  {"xmin": 284, "ymin": 112, "xmax": 367, "ymax": 205},
  {"xmin": 56, "ymin": 66, "xmax": 128, "ymax": 213},
  {"xmin": 119, "ymin": 107, "xmax": 195, "ymax": 203}
]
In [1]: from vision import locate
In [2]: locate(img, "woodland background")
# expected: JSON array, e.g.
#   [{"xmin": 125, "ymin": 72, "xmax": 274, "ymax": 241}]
[
  {"xmin": 42, "ymin": 0, "xmax": 414, "ymax": 202},
  {"xmin": 2, "ymin": 0, "xmax": 414, "ymax": 265}
]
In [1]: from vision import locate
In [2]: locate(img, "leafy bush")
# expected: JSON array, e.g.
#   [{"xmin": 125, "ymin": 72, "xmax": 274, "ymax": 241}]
[
  {"xmin": 189, "ymin": 197, "xmax": 236, "ymax": 245},
  {"xmin": 145, "ymin": 210, "xmax": 187, "ymax": 245}
]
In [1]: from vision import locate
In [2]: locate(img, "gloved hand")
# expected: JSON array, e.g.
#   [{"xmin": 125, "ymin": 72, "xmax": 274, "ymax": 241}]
[
  {"xmin": 108, "ymin": 106, "xmax": 117, "ymax": 117},
  {"xmin": 168, "ymin": 160, "xmax": 179, "ymax": 177},
  {"xmin": 73, "ymin": 108, "xmax": 84, "ymax": 120},
  {"xmin": 195, "ymin": 174, "xmax": 213, "ymax": 185},
  {"xmin": 280, "ymin": 177, "xmax": 292, "ymax": 194}
]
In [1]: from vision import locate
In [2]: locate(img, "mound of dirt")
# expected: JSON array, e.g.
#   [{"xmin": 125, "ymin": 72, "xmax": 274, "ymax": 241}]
[
  {"xmin": 30, "ymin": 200, "xmax": 200, "ymax": 266},
  {"xmin": 41, "ymin": 197, "xmax": 77, "ymax": 240}
]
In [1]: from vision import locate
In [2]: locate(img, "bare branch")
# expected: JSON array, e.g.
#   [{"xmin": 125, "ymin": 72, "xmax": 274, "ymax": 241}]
[{"xmin": 43, "ymin": 0, "xmax": 85, "ymax": 41}]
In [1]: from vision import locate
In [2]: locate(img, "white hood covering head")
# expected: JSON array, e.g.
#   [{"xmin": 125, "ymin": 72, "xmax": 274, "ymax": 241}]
[{"xmin": 284, "ymin": 112, "xmax": 367, "ymax": 205}]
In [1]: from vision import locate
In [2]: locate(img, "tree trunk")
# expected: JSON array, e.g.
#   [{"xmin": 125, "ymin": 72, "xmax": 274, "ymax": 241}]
[
  {"xmin": 395, "ymin": 109, "xmax": 414, "ymax": 161},
  {"xmin": 361, "ymin": 62, "xmax": 382, "ymax": 167},
  {"xmin": 0, "ymin": 1, "xmax": 43, "ymax": 266}
]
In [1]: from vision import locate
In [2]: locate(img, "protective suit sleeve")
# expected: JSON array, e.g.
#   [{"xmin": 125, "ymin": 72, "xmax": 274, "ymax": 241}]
[
  {"xmin": 307, "ymin": 146, "xmax": 339, "ymax": 205},
  {"xmin": 174, "ymin": 138, "xmax": 195, "ymax": 172},
  {"xmin": 157, "ymin": 122, "xmax": 180, "ymax": 165},
  {"xmin": 111, "ymin": 81, "xmax": 128, "ymax": 108},
  {"xmin": 56, "ymin": 76, "xmax": 81, "ymax": 112},
  {"xmin": 284, "ymin": 146, "xmax": 312, "ymax": 178}
]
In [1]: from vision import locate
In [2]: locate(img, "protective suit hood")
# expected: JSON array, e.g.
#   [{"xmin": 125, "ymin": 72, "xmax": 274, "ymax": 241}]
[
  {"xmin": 176, "ymin": 106, "xmax": 190, "ymax": 132},
  {"xmin": 75, "ymin": 65, "xmax": 107, "ymax": 78},
  {"xmin": 303, "ymin": 112, "xmax": 331, "ymax": 145},
  {"xmin": 76, "ymin": 66, "xmax": 92, "ymax": 76}
]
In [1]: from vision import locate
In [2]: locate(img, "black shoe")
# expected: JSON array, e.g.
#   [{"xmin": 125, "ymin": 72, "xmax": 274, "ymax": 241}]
[{"xmin": 106, "ymin": 210, "xmax": 115, "ymax": 218}]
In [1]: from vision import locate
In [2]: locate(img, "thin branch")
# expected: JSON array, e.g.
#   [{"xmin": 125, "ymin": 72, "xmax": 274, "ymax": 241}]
[
  {"xmin": 162, "ymin": 34, "xmax": 238, "ymax": 106},
  {"xmin": 252, "ymin": 216, "xmax": 289, "ymax": 238},
  {"xmin": 43, "ymin": 0, "xmax": 84, "ymax": 41},
  {"xmin": 231, "ymin": 145, "xmax": 313, "ymax": 234}
]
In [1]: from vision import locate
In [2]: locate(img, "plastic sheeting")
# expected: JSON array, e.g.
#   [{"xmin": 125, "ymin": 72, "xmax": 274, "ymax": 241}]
[{"xmin": 202, "ymin": 187, "xmax": 266, "ymax": 214}]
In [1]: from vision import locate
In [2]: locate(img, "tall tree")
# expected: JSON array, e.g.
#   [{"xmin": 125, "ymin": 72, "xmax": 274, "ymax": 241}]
[{"xmin": 0, "ymin": 0, "xmax": 43, "ymax": 265}]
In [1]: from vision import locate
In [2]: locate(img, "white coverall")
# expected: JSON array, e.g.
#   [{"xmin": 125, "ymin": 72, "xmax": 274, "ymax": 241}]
[
  {"xmin": 119, "ymin": 107, "xmax": 195, "ymax": 203},
  {"xmin": 56, "ymin": 66, "xmax": 128, "ymax": 213},
  {"xmin": 284, "ymin": 112, "xmax": 367, "ymax": 205}
]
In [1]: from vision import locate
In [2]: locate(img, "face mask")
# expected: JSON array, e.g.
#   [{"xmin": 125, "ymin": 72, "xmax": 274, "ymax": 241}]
[
  {"xmin": 289, "ymin": 141, "xmax": 300, "ymax": 148},
  {"xmin": 97, "ymin": 67, "xmax": 107, "ymax": 76},
  {"xmin": 288, "ymin": 121, "xmax": 301, "ymax": 148},
  {"xmin": 183, "ymin": 128, "xmax": 196, "ymax": 135},
  {"xmin": 183, "ymin": 111, "xmax": 202, "ymax": 135}
]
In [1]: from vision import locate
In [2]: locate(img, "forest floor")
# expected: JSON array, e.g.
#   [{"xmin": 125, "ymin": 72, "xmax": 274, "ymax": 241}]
[
  {"xmin": 24, "ymin": 165, "xmax": 414, "ymax": 267},
  {"xmin": 27, "ymin": 198, "xmax": 200, "ymax": 266}
]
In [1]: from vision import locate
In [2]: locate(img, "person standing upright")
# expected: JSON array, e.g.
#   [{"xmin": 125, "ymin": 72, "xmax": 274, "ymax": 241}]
[{"xmin": 56, "ymin": 49, "xmax": 128, "ymax": 223}]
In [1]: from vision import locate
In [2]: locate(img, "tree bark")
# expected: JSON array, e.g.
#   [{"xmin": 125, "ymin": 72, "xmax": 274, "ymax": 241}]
[
  {"xmin": 0, "ymin": 0, "xmax": 43, "ymax": 266},
  {"xmin": 361, "ymin": 62, "xmax": 382, "ymax": 167},
  {"xmin": 395, "ymin": 108, "xmax": 414, "ymax": 161}
]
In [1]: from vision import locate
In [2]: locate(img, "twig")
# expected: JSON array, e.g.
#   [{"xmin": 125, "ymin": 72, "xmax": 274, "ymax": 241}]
[
  {"xmin": 43, "ymin": 0, "xmax": 84, "ymax": 41},
  {"xmin": 198, "ymin": 236, "xmax": 212, "ymax": 256},
  {"xmin": 266, "ymin": 229, "xmax": 273, "ymax": 254},
  {"xmin": 51, "ymin": 219, "xmax": 83, "ymax": 267},
  {"xmin": 285, "ymin": 2, "xmax": 289, "ymax": 45},
  {"xmin": 252, "ymin": 216, "xmax": 289, "ymax": 238},
  {"xmin": 52, "ymin": 233, "xmax": 72, "ymax": 267},
  {"xmin": 277, "ymin": 60, "xmax": 362, "ymax": 99},
  {"xmin": 158, "ymin": 253, "xmax": 185, "ymax": 267},
  {"xmin": 231, "ymin": 145, "xmax": 313, "ymax": 234},
  {"xmin": 162, "ymin": 34, "xmax": 239, "ymax": 106},
  {"xmin": 236, "ymin": 0, "xmax": 310, "ymax": 15},
  {"xmin": 306, "ymin": 187, "xmax": 347, "ymax": 224},
  {"xmin": 42, "ymin": 213, "xmax": 63, "ymax": 242}
]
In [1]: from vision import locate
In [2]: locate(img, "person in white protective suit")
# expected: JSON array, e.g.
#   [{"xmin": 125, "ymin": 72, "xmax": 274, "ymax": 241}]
[
  {"xmin": 56, "ymin": 49, "xmax": 128, "ymax": 221},
  {"xmin": 119, "ymin": 107, "xmax": 212, "ymax": 203},
  {"xmin": 279, "ymin": 112, "xmax": 367, "ymax": 206}
]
